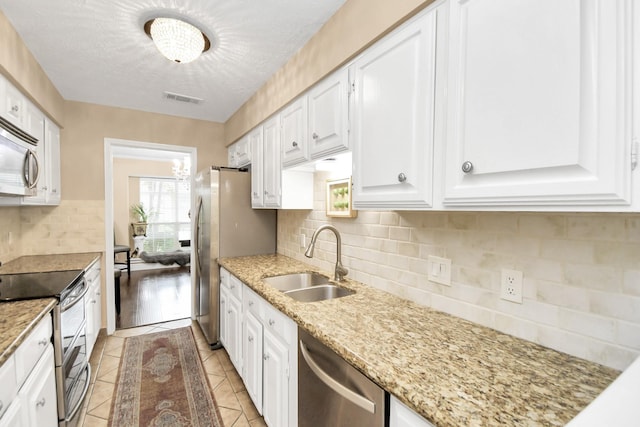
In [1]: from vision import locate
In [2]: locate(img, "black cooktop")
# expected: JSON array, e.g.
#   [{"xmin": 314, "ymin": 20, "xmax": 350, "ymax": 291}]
[{"xmin": 0, "ymin": 270, "xmax": 84, "ymax": 301}]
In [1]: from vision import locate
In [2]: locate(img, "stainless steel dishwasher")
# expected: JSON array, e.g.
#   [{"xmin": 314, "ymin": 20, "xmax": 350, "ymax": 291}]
[{"xmin": 298, "ymin": 327, "xmax": 388, "ymax": 427}]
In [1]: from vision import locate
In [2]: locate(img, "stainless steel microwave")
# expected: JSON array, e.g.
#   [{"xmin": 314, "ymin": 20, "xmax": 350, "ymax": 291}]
[{"xmin": 0, "ymin": 116, "xmax": 39, "ymax": 196}]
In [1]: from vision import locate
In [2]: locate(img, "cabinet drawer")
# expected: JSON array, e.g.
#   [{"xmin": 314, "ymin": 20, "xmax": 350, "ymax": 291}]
[
  {"xmin": 0, "ymin": 355, "xmax": 17, "ymax": 419},
  {"xmin": 15, "ymin": 314, "xmax": 52, "ymax": 386},
  {"xmin": 263, "ymin": 302, "xmax": 294, "ymax": 344},
  {"xmin": 243, "ymin": 285, "xmax": 264, "ymax": 321}
]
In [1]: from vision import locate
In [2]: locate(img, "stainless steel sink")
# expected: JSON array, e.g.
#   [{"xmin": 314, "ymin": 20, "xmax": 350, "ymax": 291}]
[
  {"xmin": 283, "ymin": 284, "xmax": 355, "ymax": 303},
  {"xmin": 263, "ymin": 272, "xmax": 330, "ymax": 292}
]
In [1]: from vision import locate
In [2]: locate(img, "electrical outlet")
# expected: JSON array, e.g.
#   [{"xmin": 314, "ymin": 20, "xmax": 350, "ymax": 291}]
[
  {"xmin": 427, "ymin": 256, "xmax": 451, "ymax": 286},
  {"xmin": 500, "ymin": 269, "xmax": 523, "ymax": 303}
]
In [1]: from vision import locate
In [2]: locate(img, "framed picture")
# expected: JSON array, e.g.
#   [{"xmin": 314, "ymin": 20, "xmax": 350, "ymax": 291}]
[{"xmin": 326, "ymin": 177, "xmax": 357, "ymax": 218}]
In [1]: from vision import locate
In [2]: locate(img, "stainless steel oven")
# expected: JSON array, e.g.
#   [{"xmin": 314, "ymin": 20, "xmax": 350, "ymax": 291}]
[{"xmin": 53, "ymin": 274, "xmax": 91, "ymax": 427}]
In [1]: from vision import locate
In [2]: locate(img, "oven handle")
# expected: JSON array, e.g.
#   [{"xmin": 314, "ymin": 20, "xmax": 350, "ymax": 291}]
[
  {"xmin": 299, "ymin": 340, "xmax": 376, "ymax": 414},
  {"xmin": 66, "ymin": 363, "xmax": 91, "ymax": 422},
  {"xmin": 61, "ymin": 278, "xmax": 89, "ymax": 312}
]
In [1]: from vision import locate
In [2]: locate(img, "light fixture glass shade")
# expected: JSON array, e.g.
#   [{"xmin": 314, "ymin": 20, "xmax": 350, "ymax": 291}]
[{"xmin": 149, "ymin": 17, "xmax": 206, "ymax": 63}]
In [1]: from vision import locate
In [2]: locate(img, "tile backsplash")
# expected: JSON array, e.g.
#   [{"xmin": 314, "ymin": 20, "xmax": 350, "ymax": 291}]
[
  {"xmin": 278, "ymin": 173, "xmax": 640, "ymax": 371},
  {"xmin": 2, "ymin": 200, "xmax": 105, "ymax": 262}
]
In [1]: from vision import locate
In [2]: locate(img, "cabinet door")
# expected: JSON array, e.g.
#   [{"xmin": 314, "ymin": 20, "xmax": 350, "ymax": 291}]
[
  {"xmin": 227, "ymin": 295, "xmax": 243, "ymax": 374},
  {"xmin": 219, "ymin": 288, "xmax": 229, "ymax": 346},
  {"xmin": 390, "ymin": 395, "xmax": 435, "ymax": 427},
  {"xmin": 444, "ymin": 0, "xmax": 632, "ymax": 207},
  {"xmin": 351, "ymin": 10, "xmax": 437, "ymax": 209},
  {"xmin": 243, "ymin": 311, "xmax": 263, "ymax": 414},
  {"xmin": 309, "ymin": 68, "xmax": 349, "ymax": 159},
  {"xmin": 262, "ymin": 328, "xmax": 289, "ymax": 427},
  {"xmin": 281, "ymin": 97, "xmax": 308, "ymax": 168},
  {"xmin": 235, "ymin": 136, "xmax": 251, "ymax": 167},
  {"xmin": 249, "ymin": 126, "xmax": 265, "ymax": 207},
  {"xmin": 1, "ymin": 78, "xmax": 24, "ymax": 127},
  {"xmin": 19, "ymin": 346, "xmax": 57, "ymax": 427},
  {"xmin": 0, "ymin": 399, "xmax": 24, "ymax": 427},
  {"xmin": 263, "ymin": 115, "xmax": 282, "ymax": 207}
]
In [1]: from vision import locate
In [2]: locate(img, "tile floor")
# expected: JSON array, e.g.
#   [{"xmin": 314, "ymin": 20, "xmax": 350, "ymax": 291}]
[{"xmin": 80, "ymin": 318, "xmax": 266, "ymax": 427}]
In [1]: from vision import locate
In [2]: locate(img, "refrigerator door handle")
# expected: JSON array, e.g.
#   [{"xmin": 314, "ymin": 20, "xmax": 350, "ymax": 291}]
[{"xmin": 194, "ymin": 196, "xmax": 203, "ymax": 276}]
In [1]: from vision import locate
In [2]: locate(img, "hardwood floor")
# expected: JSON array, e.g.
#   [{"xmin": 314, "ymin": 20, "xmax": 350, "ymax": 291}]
[{"xmin": 116, "ymin": 266, "xmax": 191, "ymax": 329}]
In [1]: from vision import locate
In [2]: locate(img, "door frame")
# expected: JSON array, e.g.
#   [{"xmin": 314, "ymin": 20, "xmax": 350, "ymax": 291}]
[{"xmin": 104, "ymin": 138, "xmax": 197, "ymax": 335}]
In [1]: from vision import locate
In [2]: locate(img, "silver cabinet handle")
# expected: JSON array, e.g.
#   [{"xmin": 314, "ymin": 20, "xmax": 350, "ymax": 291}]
[
  {"xmin": 263, "ymin": 354, "xmax": 269, "ymax": 361},
  {"xmin": 11, "ymin": 104, "xmax": 19, "ymax": 112},
  {"xmin": 248, "ymin": 301, "xmax": 254, "ymax": 307},
  {"xmin": 462, "ymin": 161, "xmax": 473, "ymax": 173},
  {"xmin": 38, "ymin": 338, "xmax": 48, "ymax": 346},
  {"xmin": 312, "ymin": 132, "xmax": 318, "ymax": 139},
  {"xmin": 248, "ymin": 335, "xmax": 254, "ymax": 342},
  {"xmin": 292, "ymin": 141, "xmax": 298, "ymax": 147},
  {"xmin": 268, "ymin": 319, "xmax": 275, "ymax": 326},
  {"xmin": 227, "ymin": 310, "xmax": 232, "ymax": 314},
  {"xmin": 36, "ymin": 397, "xmax": 46, "ymax": 408},
  {"xmin": 300, "ymin": 340, "xmax": 376, "ymax": 414},
  {"xmin": 397, "ymin": 173, "xmax": 407, "ymax": 183}
]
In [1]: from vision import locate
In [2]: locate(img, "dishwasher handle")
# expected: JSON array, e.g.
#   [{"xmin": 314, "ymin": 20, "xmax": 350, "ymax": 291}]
[{"xmin": 299, "ymin": 340, "xmax": 376, "ymax": 414}]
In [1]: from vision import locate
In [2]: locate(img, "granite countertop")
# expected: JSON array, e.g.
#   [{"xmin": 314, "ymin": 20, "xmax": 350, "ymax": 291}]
[
  {"xmin": 0, "ymin": 252, "xmax": 101, "ymax": 365},
  {"xmin": 219, "ymin": 254, "xmax": 620, "ymax": 427}
]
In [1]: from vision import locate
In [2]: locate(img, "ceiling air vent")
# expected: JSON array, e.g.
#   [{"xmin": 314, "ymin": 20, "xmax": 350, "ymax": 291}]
[{"xmin": 163, "ymin": 91, "xmax": 204, "ymax": 105}]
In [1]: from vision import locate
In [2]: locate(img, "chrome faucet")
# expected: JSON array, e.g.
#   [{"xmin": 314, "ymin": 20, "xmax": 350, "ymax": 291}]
[{"xmin": 305, "ymin": 224, "xmax": 348, "ymax": 281}]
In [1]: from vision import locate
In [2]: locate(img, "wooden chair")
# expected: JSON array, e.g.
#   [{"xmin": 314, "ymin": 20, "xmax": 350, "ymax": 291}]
[{"xmin": 114, "ymin": 244, "xmax": 131, "ymax": 275}]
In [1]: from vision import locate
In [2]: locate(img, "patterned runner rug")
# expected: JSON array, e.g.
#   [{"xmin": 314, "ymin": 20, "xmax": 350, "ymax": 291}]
[{"xmin": 109, "ymin": 327, "xmax": 223, "ymax": 426}]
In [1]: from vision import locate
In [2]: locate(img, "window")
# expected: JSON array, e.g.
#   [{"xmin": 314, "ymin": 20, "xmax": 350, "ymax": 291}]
[{"xmin": 139, "ymin": 177, "xmax": 190, "ymax": 252}]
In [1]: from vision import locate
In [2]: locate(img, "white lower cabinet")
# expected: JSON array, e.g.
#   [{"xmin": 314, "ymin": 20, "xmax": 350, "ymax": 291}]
[
  {"xmin": 222, "ymin": 270, "xmax": 297, "ymax": 427},
  {"xmin": 220, "ymin": 270, "xmax": 243, "ymax": 374},
  {"xmin": 85, "ymin": 259, "xmax": 102, "ymax": 357},
  {"xmin": 390, "ymin": 395, "xmax": 435, "ymax": 427},
  {"xmin": 0, "ymin": 314, "xmax": 57, "ymax": 427},
  {"xmin": 18, "ymin": 346, "xmax": 57, "ymax": 427}
]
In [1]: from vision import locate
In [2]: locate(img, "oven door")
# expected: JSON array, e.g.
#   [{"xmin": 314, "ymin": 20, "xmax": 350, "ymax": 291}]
[{"xmin": 55, "ymin": 324, "xmax": 90, "ymax": 426}]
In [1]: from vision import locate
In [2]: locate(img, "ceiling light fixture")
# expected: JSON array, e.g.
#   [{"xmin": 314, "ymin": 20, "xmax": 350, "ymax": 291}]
[{"xmin": 144, "ymin": 17, "xmax": 210, "ymax": 64}]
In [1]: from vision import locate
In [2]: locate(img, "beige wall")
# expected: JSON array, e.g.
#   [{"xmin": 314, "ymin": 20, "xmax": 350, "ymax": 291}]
[
  {"xmin": 224, "ymin": 0, "xmax": 436, "ymax": 145},
  {"xmin": 0, "ymin": 11, "xmax": 65, "ymax": 125},
  {"xmin": 62, "ymin": 101, "xmax": 225, "ymax": 201}
]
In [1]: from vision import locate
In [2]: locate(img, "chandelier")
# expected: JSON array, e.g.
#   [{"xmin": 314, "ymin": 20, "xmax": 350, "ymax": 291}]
[
  {"xmin": 172, "ymin": 158, "xmax": 191, "ymax": 180},
  {"xmin": 144, "ymin": 17, "xmax": 211, "ymax": 64}
]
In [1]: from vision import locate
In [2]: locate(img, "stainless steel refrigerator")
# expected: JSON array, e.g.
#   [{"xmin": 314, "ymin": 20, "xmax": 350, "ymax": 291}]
[{"xmin": 194, "ymin": 167, "xmax": 276, "ymax": 348}]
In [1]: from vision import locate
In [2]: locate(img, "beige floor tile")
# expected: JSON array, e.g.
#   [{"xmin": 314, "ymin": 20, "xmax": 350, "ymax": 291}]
[
  {"xmin": 87, "ymin": 398, "xmax": 113, "ymax": 420},
  {"xmin": 207, "ymin": 373, "xmax": 227, "ymax": 390},
  {"xmin": 155, "ymin": 317, "xmax": 193, "ymax": 330},
  {"xmin": 82, "ymin": 414, "xmax": 109, "ymax": 427},
  {"xmin": 113, "ymin": 325, "xmax": 155, "ymax": 337},
  {"xmin": 218, "ymin": 406, "xmax": 242, "ymax": 427},
  {"xmin": 202, "ymin": 352, "xmax": 226, "ymax": 376},
  {"xmin": 217, "ymin": 348, "xmax": 235, "ymax": 372},
  {"xmin": 96, "ymin": 354, "xmax": 120, "ymax": 383},
  {"xmin": 213, "ymin": 378, "xmax": 242, "ymax": 410},
  {"xmin": 227, "ymin": 367, "xmax": 246, "ymax": 393},
  {"xmin": 236, "ymin": 390, "xmax": 261, "ymax": 421},
  {"xmin": 249, "ymin": 418, "xmax": 268, "ymax": 427},
  {"xmin": 86, "ymin": 380, "xmax": 115, "ymax": 411},
  {"xmin": 233, "ymin": 413, "xmax": 252, "ymax": 427}
]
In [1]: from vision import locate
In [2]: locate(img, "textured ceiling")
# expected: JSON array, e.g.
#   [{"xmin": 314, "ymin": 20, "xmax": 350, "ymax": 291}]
[{"xmin": 0, "ymin": 0, "xmax": 346, "ymax": 123}]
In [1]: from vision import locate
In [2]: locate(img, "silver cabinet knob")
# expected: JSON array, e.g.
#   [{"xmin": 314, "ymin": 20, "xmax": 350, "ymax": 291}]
[
  {"xmin": 263, "ymin": 354, "xmax": 269, "ymax": 361},
  {"xmin": 462, "ymin": 161, "xmax": 473, "ymax": 173},
  {"xmin": 292, "ymin": 141, "xmax": 298, "ymax": 147},
  {"xmin": 36, "ymin": 397, "xmax": 46, "ymax": 408},
  {"xmin": 268, "ymin": 319, "xmax": 275, "ymax": 326},
  {"xmin": 38, "ymin": 338, "xmax": 48, "ymax": 346},
  {"xmin": 227, "ymin": 310, "xmax": 232, "ymax": 314},
  {"xmin": 398, "ymin": 173, "xmax": 407, "ymax": 183},
  {"xmin": 248, "ymin": 301, "xmax": 254, "ymax": 307},
  {"xmin": 11, "ymin": 105, "xmax": 19, "ymax": 112},
  {"xmin": 248, "ymin": 335, "xmax": 253, "ymax": 342},
  {"xmin": 312, "ymin": 132, "xmax": 318, "ymax": 140}
]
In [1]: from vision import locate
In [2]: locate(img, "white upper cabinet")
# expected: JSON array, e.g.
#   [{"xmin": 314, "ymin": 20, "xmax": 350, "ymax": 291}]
[
  {"xmin": 443, "ymin": 0, "xmax": 633, "ymax": 208},
  {"xmin": 249, "ymin": 126, "xmax": 265, "ymax": 208},
  {"xmin": 263, "ymin": 115, "xmax": 282, "ymax": 207},
  {"xmin": 228, "ymin": 135, "xmax": 251, "ymax": 168},
  {"xmin": 281, "ymin": 97, "xmax": 308, "ymax": 168},
  {"xmin": 22, "ymin": 118, "xmax": 60, "ymax": 206},
  {"xmin": 308, "ymin": 68, "xmax": 350, "ymax": 159},
  {"xmin": 351, "ymin": 7, "xmax": 438, "ymax": 209}
]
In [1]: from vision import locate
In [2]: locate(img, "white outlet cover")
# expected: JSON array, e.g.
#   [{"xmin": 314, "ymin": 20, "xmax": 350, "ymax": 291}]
[
  {"xmin": 500, "ymin": 269, "xmax": 523, "ymax": 303},
  {"xmin": 427, "ymin": 256, "xmax": 451, "ymax": 286}
]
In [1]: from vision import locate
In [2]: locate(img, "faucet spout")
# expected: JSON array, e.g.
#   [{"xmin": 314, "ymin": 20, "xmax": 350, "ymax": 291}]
[{"xmin": 304, "ymin": 224, "xmax": 348, "ymax": 281}]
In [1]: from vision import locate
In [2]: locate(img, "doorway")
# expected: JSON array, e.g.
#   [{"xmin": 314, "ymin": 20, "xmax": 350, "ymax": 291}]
[{"xmin": 104, "ymin": 138, "xmax": 197, "ymax": 334}]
